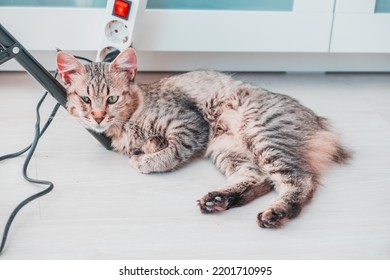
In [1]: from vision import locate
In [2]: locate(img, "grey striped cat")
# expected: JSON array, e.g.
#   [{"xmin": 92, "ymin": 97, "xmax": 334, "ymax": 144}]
[
  {"xmin": 56, "ymin": 49, "xmax": 209, "ymax": 173},
  {"xmin": 57, "ymin": 49, "xmax": 350, "ymax": 228}
]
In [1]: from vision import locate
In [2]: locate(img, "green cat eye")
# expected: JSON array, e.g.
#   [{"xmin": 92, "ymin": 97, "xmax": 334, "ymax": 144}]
[
  {"xmin": 107, "ymin": 95, "xmax": 119, "ymax": 104},
  {"xmin": 80, "ymin": 96, "xmax": 91, "ymax": 104}
]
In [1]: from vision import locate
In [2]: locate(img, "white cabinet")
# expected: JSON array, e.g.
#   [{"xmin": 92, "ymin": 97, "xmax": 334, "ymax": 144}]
[
  {"xmin": 135, "ymin": 0, "xmax": 335, "ymax": 52},
  {"xmin": 1, "ymin": 0, "xmax": 390, "ymax": 71},
  {"xmin": 331, "ymin": 0, "xmax": 390, "ymax": 53},
  {"xmin": 0, "ymin": 7, "xmax": 104, "ymax": 51},
  {"xmin": 0, "ymin": 0, "xmax": 335, "ymax": 53}
]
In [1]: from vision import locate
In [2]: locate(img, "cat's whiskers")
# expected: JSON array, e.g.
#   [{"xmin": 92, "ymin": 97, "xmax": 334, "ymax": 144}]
[{"xmin": 49, "ymin": 116, "xmax": 84, "ymax": 120}]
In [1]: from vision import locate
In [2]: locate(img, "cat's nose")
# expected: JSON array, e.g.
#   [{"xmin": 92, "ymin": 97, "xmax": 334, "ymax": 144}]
[
  {"xmin": 93, "ymin": 117, "xmax": 104, "ymax": 124},
  {"xmin": 91, "ymin": 110, "xmax": 106, "ymax": 124}
]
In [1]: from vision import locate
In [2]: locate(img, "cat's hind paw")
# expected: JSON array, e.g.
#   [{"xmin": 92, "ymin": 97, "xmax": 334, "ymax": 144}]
[
  {"xmin": 257, "ymin": 207, "xmax": 288, "ymax": 228},
  {"xmin": 198, "ymin": 192, "xmax": 229, "ymax": 213}
]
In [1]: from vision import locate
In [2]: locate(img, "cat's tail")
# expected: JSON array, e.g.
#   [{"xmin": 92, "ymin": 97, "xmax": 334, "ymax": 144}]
[
  {"xmin": 332, "ymin": 145, "xmax": 351, "ymax": 164},
  {"xmin": 305, "ymin": 118, "xmax": 351, "ymax": 173},
  {"xmin": 318, "ymin": 116, "xmax": 351, "ymax": 165}
]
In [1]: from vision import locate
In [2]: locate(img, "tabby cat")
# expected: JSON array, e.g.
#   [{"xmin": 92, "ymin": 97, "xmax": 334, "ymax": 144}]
[
  {"xmin": 56, "ymin": 49, "xmax": 209, "ymax": 173},
  {"xmin": 57, "ymin": 49, "xmax": 350, "ymax": 228}
]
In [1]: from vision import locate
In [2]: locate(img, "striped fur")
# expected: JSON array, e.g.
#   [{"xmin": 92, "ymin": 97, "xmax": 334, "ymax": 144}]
[
  {"xmin": 165, "ymin": 71, "xmax": 351, "ymax": 228},
  {"xmin": 57, "ymin": 49, "xmax": 209, "ymax": 173},
  {"xmin": 58, "ymin": 50, "xmax": 350, "ymax": 228}
]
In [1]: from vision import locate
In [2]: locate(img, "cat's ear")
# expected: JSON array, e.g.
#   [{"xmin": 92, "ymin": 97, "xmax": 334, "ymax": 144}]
[
  {"xmin": 108, "ymin": 48, "xmax": 137, "ymax": 80},
  {"xmin": 56, "ymin": 51, "xmax": 86, "ymax": 84}
]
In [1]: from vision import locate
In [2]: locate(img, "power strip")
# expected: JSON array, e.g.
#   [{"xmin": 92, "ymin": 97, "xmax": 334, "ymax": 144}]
[{"xmin": 97, "ymin": 0, "xmax": 147, "ymax": 62}]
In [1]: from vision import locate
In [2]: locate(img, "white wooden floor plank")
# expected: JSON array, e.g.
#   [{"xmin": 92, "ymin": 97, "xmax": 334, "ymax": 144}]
[{"xmin": 1, "ymin": 72, "xmax": 389, "ymax": 259}]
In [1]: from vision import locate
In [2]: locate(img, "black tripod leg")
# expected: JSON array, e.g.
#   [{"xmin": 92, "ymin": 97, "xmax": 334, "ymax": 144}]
[{"xmin": 0, "ymin": 24, "xmax": 112, "ymax": 150}]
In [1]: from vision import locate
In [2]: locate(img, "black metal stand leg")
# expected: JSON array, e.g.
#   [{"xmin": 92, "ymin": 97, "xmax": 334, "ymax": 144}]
[{"xmin": 0, "ymin": 24, "xmax": 112, "ymax": 150}]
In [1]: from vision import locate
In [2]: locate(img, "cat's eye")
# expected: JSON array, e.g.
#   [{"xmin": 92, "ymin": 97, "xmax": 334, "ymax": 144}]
[
  {"xmin": 107, "ymin": 95, "xmax": 119, "ymax": 104},
  {"xmin": 80, "ymin": 96, "xmax": 91, "ymax": 104},
  {"xmin": 215, "ymin": 125, "xmax": 226, "ymax": 136}
]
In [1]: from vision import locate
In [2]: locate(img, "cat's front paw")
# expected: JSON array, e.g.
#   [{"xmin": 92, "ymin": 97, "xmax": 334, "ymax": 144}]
[
  {"xmin": 257, "ymin": 207, "xmax": 288, "ymax": 228},
  {"xmin": 198, "ymin": 192, "xmax": 230, "ymax": 213},
  {"xmin": 129, "ymin": 154, "xmax": 153, "ymax": 174}
]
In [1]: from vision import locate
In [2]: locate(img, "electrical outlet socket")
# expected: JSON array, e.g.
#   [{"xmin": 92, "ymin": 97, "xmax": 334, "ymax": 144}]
[
  {"xmin": 105, "ymin": 20, "xmax": 129, "ymax": 44},
  {"xmin": 99, "ymin": 46, "xmax": 120, "ymax": 62},
  {"xmin": 97, "ymin": 0, "xmax": 147, "ymax": 62}
]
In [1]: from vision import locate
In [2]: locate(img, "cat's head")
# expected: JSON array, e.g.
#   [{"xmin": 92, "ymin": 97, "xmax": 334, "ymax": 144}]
[{"xmin": 56, "ymin": 48, "xmax": 139, "ymax": 133}]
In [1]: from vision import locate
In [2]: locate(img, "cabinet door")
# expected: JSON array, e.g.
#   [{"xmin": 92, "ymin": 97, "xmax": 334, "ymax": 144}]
[
  {"xmin": 0, "ymin": 1, "xmax": 105, "ymax": 51},
  {"xmin": 331, "ymin": 0, "xmax": 390, "ymax": 52},
  {"xmin": 135, "ymin": 0, "xmax": 335, "ymax": 52}
]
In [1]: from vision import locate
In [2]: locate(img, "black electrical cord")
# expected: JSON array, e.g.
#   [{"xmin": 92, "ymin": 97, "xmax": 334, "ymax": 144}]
[
  {"xmin": 74, "ymin": 55, "xmax": 93, "ymax": 63},
  {"xmin": 0, "ymin": 91, "xmax": 60, "ymax": 255},
  {"xmin": 0, "ymin": 55, "xmax": 94, "ymax": 164},
  {"xmin": 0, "ymin": 98, "xmax": 60, "ymax": 162},
  {"xmin": 0, "ymin": 56, "xmax": 96, "ymax": 255}
]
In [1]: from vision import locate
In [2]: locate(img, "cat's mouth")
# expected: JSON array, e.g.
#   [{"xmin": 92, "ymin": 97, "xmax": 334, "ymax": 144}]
[
  {"xmin": 81, "ymin": 115, "xmax": 114, "ymax": 133},
  {"xmin": 89, "ymin": 123, "xmax": 110, "ymax": 133}
]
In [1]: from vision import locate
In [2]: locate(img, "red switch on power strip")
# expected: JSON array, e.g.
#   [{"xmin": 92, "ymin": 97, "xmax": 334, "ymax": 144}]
[
  {"xmin": 112, "ymin": 0, "xmax": 131, "ymax": 20},
  {"xmin": 98, "ymin": 0, "xmax": 146, "ymax": 62}
]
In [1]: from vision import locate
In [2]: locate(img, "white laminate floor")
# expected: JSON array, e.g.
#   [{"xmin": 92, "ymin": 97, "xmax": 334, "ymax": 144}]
[{"xmin": 0, "ymin": 71, "xmax": 389, "ymax": 260}]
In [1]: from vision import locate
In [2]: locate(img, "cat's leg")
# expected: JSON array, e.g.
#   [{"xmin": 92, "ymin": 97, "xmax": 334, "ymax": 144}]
[
  {"xmin": 130, "ymin": 131, "xmax": 207, "ymax": 173},
  {"xmin": 198, "ymin": 113, "xmax": 273, "ymax": 212},
  {"xmin": 198, "ymin": 150, "xmax": 273, "ymax": 213},
  {"xmin": 250, "ymin": 128, "xmax": 348, "ymax": 228},
  {"xmin": 141, "ymin": 136, "xmax": 168, "ymax": 154},
  {"xmin": 129, "ymin": 141, "xmax": 184, "ymax": 173},
  {"xmin": 255, "ymin": 153, "xmax": 320, "ymax": 228},
  {"xmin": 257, "ymin": 172, "xmax": 318, "ymax": 228},
  {"xmin": 129, "ymin": 108, "xmax": 209, "ymax": 173}
]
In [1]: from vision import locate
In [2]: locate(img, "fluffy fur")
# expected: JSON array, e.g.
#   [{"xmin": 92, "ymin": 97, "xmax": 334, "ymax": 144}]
[
  {"xmin": 57, "ymin": 49, "xmax": 350, "ymax": 228},
  {"xmin": 152, "ymin": 71, "xmax": 350, "ymax": 228},
  {"xmin": 57, "ymin": 49, "xmax": 209, "ymax": 173}
]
